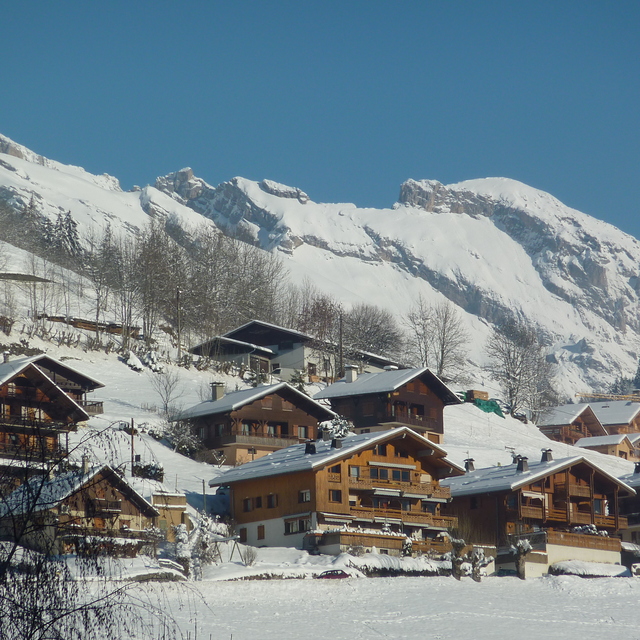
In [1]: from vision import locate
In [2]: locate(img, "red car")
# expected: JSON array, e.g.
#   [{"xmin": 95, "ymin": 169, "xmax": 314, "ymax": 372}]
[{"xmin": 315, "ymin": 569, "xmax": 350, "ymax": 579}]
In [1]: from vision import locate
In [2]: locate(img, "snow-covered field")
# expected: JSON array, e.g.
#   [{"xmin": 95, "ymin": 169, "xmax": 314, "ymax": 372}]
[{"xmin": 150, "ymin": 575, "xmax": 640, "ymax": 640}]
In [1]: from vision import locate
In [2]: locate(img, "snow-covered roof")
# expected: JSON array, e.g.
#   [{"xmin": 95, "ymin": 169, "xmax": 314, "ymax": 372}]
[
  {"xmin": 175, "ymin": 381, "xmax": 335, "ymax": 421},
  {"xmin": 442, "ymin": 456, "xmax": 635, "ymax": 497},
  {"xmin": 589, "ymin": 401, "xmax": 640, "ymax": 426},
  {"xmin": 575, "ymin": 434, "xmax": 631, "ymax": 448},
  {"xmin": 313, "ymin": 367, "xmax": 460, "ymax": 404},
  {"xmin": 0, "ymin": 465, "xmax": 159, "ymax": 518},
  {"xmin": 536, "ymin": 403, "xmax": 592, "ymax": 427},
  {"xmin": 223, "ymin": 319, "xmax": 314, "ymax": 343},
  {"xmin": 209, "ymin": 426, "xmax": 464, "ymax": 486},
  {"xmin": 191, "ymin": 335, "xmax": 275, "ymax": 356},
  {"xmin": 0, "ymin": 354, "xmax": 104, "ymax": 389}
]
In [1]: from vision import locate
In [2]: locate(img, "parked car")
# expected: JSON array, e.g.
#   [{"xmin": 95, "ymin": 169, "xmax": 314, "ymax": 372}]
[{"xmin": 315, "ymin": 569, "xmax": 350, "ymax": 579}]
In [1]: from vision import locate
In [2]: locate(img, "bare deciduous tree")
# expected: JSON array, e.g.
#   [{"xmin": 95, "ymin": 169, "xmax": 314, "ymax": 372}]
[{"xmin": 485, "ymin": 318, "xmax": 555, "ymax": 418}]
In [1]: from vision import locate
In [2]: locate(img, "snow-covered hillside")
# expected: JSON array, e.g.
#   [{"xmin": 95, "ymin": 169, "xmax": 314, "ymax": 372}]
[{"xmin": 2, "ymin": 132, "xmax": 640, "ymax": 395}]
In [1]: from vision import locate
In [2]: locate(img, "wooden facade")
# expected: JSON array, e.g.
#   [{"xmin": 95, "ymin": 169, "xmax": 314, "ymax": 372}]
[
  {"xmin": 537, "ymin": 405, "xmax": 606, "ymax": 446},
  {"xmin": 443, "ymin": 458, "xmax": 629, "ymax": 549},
  {"xmin": 317, "ymin": 368, "xmax": 461, "ymax": 444},
  {"xmin": 0, "ymin": 465, "xmax": 159, "ymax": 556},
  {"xmin": 181, "ymin": 383, "xmax": 335, "ymax": 465},
  {"xmin": 215, "ymin": 428, "xmax": 463, "ymax": 554}
]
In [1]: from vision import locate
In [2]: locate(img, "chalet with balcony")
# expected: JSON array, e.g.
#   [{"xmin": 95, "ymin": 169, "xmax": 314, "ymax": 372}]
[
  {"xmin": 589, "ymin": 401, "xmax": 640, "ymax": 435},
  {"xmin": 313, "ymin": 366, "xmax": 461, "ymax": 444},
  {"xmin": 175, "ymin": 382, "xmax": 336, "ymax": 465},
  {"xmin": 441, "ymin": 452, "xmax": 634, "ymax": 577},
  {"xmin": 617, "ymin": 464, "xmax": 640, "ymax": 548},
  {"xmin": 209, "ymin": 427, "xmax": 464, "ymax": 555},
  {"xmin": 190, "ymin": 319, "xmax": 401, "ymax": 383},
  {"xmin": 0, "ymin": 355, "xmax": 104, "ymax": 481},
  {"xmin": 536, "ymin": 403, "xmax": 606, "ymax": 445},
  {"xmin": 0, "ymin": 463, "xmax": 159, "ymax": 556}
]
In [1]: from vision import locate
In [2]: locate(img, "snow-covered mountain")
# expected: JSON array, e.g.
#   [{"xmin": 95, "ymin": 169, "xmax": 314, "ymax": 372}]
[{"xmin": 1, "ymin": 132, "xmax": 639, "ymax": 395}]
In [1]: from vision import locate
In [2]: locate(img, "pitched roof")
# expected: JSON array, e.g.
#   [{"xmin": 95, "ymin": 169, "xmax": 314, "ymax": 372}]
[
  {"xmin": 0, "ymin": 465, "xmax": 159, "ymax": 518},
  {"xmin": 441, "ymin": 456, "xmax": 635, "ymax": 497},
  {"xmin": 575, "ymin": 434, "xmax": 632, "ymax": 448},
  {"xmin": 313, "ymin": 366, "xmax": 461, "ymax": 405},
  {"xmin": 0, "ymin": 354, "xmax": 104, "ymax": 390},
  {"xmin": 536, "ymin": 403, "xmax": 592, "ymax": 427},
  {"xmin": 209, "ymin": 426, "xmax": 464, "ymax": 486},
  {"xmin": 175, "ymin": 382, "xmax": 336, "ymax": 421},
  {"xmin": 589, "ymin": 401, "xmax": 640, "ymax": 426}
]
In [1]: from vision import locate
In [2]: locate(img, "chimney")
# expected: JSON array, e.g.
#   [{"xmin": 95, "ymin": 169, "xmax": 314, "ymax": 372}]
[
  {"xmin": 331, "ymin": 438, "xmax": 342, "ymax": 449},
  {"xmin": 383, "ymin": 365, "xmax": 398, "ymax": 371},
  {"xmin": 305, "ymin": 441, "xmax": 316, "ymax": 455},
  {"xmin": 464, "ymin": 458, "xmax": 475, "ymax": 472},
  {"xmin": 516, "ymin": 456, "xmax": 529, "ymax": 473},
  {"xmin": 3, "ymin": 352, "xmax": 9, "ymax": 364},
  {"xmin": 541, "ymin": 449, "xmax": 553, "ymax": 463},
  {"xmin": 345, "ymin": 365, "xmax": 358, "ymax": 383},
  {"xmin": 81, "ymin": 455, "xmax": 91, "ymax": 475},
  {"xmin": 210, "ymin": 382, "xmax": 225, "ymax": 401},
  {"xmin": 634, "ymin": 461, "xmax": 640, "ymax": 475},
  {"xmin": 322, "ymin": 429, "xmax": 331, "ymax": 441}
]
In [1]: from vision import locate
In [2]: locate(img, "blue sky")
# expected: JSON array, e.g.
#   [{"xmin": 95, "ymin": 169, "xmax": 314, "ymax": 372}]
[{"xmin": 3, "ymin": 2, "xmax": 640, "ymax": 236}]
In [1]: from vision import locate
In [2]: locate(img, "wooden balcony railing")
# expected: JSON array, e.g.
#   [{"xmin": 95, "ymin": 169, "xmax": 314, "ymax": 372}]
[
  {"xmin": 0, "ymin": 440, "xmax": 66, "ymax": 458},
  {"xmin": 380, "ymin": 412, "xmax": 438, "ymax": 430},
  {"xmin": 212, "ymin": 432, "xmax": 300, "ymax": 448},
  {"xmin": 78, "ymin": 400, "xmax": 104, "ymax": 415},
  {"xmin": 555, "ymin": 483, "xmax": 591, "ymax": 498},
  {"xmin": 348, "ymin": 477, "xmax": 451, "ymax": 500},
  {"xmin": 509, "ymin": 530, "xmax": 621, "ymax": 553},
  {"xmin": 349, "ymin": 506, "xmax": 457, "ymax": 529},
  {"xmin": 0, "ymin": 416, "xmax": 76, "ymax": 432},
  {"xmin": 89, "ymin": 499, "xmax": 122, "ymax": 514}
]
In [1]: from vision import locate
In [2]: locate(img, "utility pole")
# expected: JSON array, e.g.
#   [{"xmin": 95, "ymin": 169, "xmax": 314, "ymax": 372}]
[
  {"xmin": 338, "ymin": 311, "xmax": 344, "ymax": 379},
  {"xmin": 202, "ymin": 478, "xmax": 207, "ymax": 514},
  {"xmin": 130, "ymin": 418, "xmax": 135, "ymax": 476}
]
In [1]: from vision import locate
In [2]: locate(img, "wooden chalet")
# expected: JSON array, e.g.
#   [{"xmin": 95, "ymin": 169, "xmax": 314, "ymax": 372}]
[
  {"xmin": 190, "ymin": 319, "xmax": 401, "ymax": 383},
  {"xmin": 175, "ymin": 382, "xmax": 336, "ymax": 465},
  {"xmin": 576, "ymin": 434, "xmax": 639, "ymax": 461},
  {"xmin": 313, "ymin": 366, "xmax": 461, "ymax": 444},
  {"xmin": 209, "ymin": 427, "xmax": 464, "ymax": 555},
  {"xmin": 442, "ymin": 451, "xmax": 634, "ymax": 577},
  {"xmin": 617, "ymin": 464, "xmax": 640, "ymax": 548},
  {"xmin": 0, "ymin": 462, "xmax": 159, "ymax": 556},
  {"xmin": 0, "ymin": 355, "xmax": 104, "ymax": 485},
  {"xmin": 588, "ymin": 401, "xmax": 640, "ymax": 435},
  {"xmin": 536, "ymin": 403, "xmax": 606, "ymax": 445}
]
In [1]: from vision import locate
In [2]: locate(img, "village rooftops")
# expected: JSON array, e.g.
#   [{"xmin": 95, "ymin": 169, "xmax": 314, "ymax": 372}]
[
  {"xmin": 575, "ymin": 434, "xmax": 632, "ymax": 448},
  {"xmin": 536, "ymin": 403, "xmax": 594, "ymax": 427},
  {"xmin": 174, "ymin": 381, "xmax": 335, "ymax": 421},
  {"xmin": 313, "ymin": 366, "xmax": 461, "ymax": 404},
  {"xmin": 209, "ymin": 426, "xmax": 464, "ymax": 487},
  {"xmin": 0, "ymin": 464, "xmax": 159, "ymax": 518},
  {"xmin": 441, "ymin": 456, "xmax": 635, "ymax": 498},
  {"xmin": 589, "ymin": 401, "xmax": 640, "ymax": 426}
]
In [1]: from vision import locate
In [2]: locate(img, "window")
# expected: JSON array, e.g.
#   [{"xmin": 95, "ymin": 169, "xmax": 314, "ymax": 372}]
[
  {"xmin": 254, "ymin": 496, "xmax": 262, "ymax": 509},
  {"xmin": 422, "ymin": 501, "xmax": 436, "ymax": 514},
  {"xmin": 395, "ymin": 448, "xmax": 409, "ymax": 458},
  {"xmin": 298, "ymin": 490, "xmax": 311, "ymax": 503},
  {"xmin": 370, "ymin": 468, "xmax": 388, "ymax": 480},
  {"xmin": 285, "ymin": 518, "xmax": 311, "ymax": 535},
  {"xmin": 239, "ymin": 528, "xmax": 247, "ymax": 543},
  {"xmin": 506, "ymin": 494, "xmax": 517, "ymax": 510},
  {"xmin": 390, "ymin": 469, "xmax": 410, "ymax": 482},
  {"xmin": 374, "ymin": 444, "xmax": 387, "ymax": 456},
  {"xmin": 267, "ymin": 423, "xmax": 276, "ymax": 436},
  {"xmin": 257, "ymin": 525, "xmax": 265, "ymax": 540},
  {"xmin": 329, "ymin": 489, "xmax": 342, "ymax": 503},
  {"xmin": 267, "ymin": 494, "xmax": 278, "ymax": 508},
  {"xmin": 349, "ymin": 466, "xmax": 360, "ymax": 478},
  {"xmin": 261, "ymin": 396, "xmax": 273, "ymax": 409},
  {"xmin": 282, "ymin": 400, "xmax": 293, "ymax": 411},
  {"xmin": 329, "ymin": 464, "xmax": 341, "ymax": 473},
  {"xmin": 298, "ymin": 425, "xmax": 308, "ymax": 439},
  {"xmin": 401, "ymin": 500, "xmax": 412, "ymax": 511},
  {"xmin": 215, "ymin": 424, "xmax": 224, "ymax": 437},
  {"xmin": 594, "ymin": 499, "xmax": 603, "ymax": 515},
  {"xmin": 242, "ymin": 498, "xmax": 252, "ymax": 512},
  {"xmin": 241, "ymin": 422, "xmax": 250, "ymax": 435},
  {"xmin": 308, "ymin": 362, "xmax": 317, "ymax": 377}
]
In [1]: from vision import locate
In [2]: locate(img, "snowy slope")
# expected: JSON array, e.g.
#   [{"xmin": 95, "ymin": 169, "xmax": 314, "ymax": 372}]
[{"xmin": 2, "ymin": 132, "xmax": 640, "ymax": 395}]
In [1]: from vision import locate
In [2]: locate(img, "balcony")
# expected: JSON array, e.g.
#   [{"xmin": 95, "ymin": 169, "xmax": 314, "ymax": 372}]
[
  {"xmin": 348, "ymin": 477, "xmax": 451, "ymax": 500},
  {"xmin": 349, "ymin": 506, "xmax": 457, "ymax": 529},
  {"xmin": 88, "ymin": 499, "xmax": 122, "ymax": 515},
  {"xmin": 511, "ymin": 530, "xmax": 622, "ymax": 554},
  {"xmin": 211, "ymin": 432, "xmax": 300, "ymax": 449},
  {"xmin": 0, "ymin": 416, "xmax": 76, "ymax": 433},
  {"xmin": 380, "ymin": 412, "xmax": 438, "ymax": 431},
  {"xmin": 79, "ymin": 400, "xmax": 104, "ymax": 415},
  {"xmin": 555, "ymin": 483, "xmax": 591, "ymax": 498}
]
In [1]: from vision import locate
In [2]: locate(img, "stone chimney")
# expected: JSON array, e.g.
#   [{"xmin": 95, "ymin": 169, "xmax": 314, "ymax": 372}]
[
  {"xmin": 345, "ymin": 365, "xmax": 358, "ymax": 383},
  {"xmin": 210, "ymin": 382, "xmax": 225, "ymax": 401},
  {"xmin": 464, "ymin": 458, "xmax": 475, "ymax": 472},
  {"xmin": 516, "ymin": 456, "xmax": 529, "ymax": 473},
  {"xmin": 541, "ymin": 449, "xmax": 553, "ymax": 463}
]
